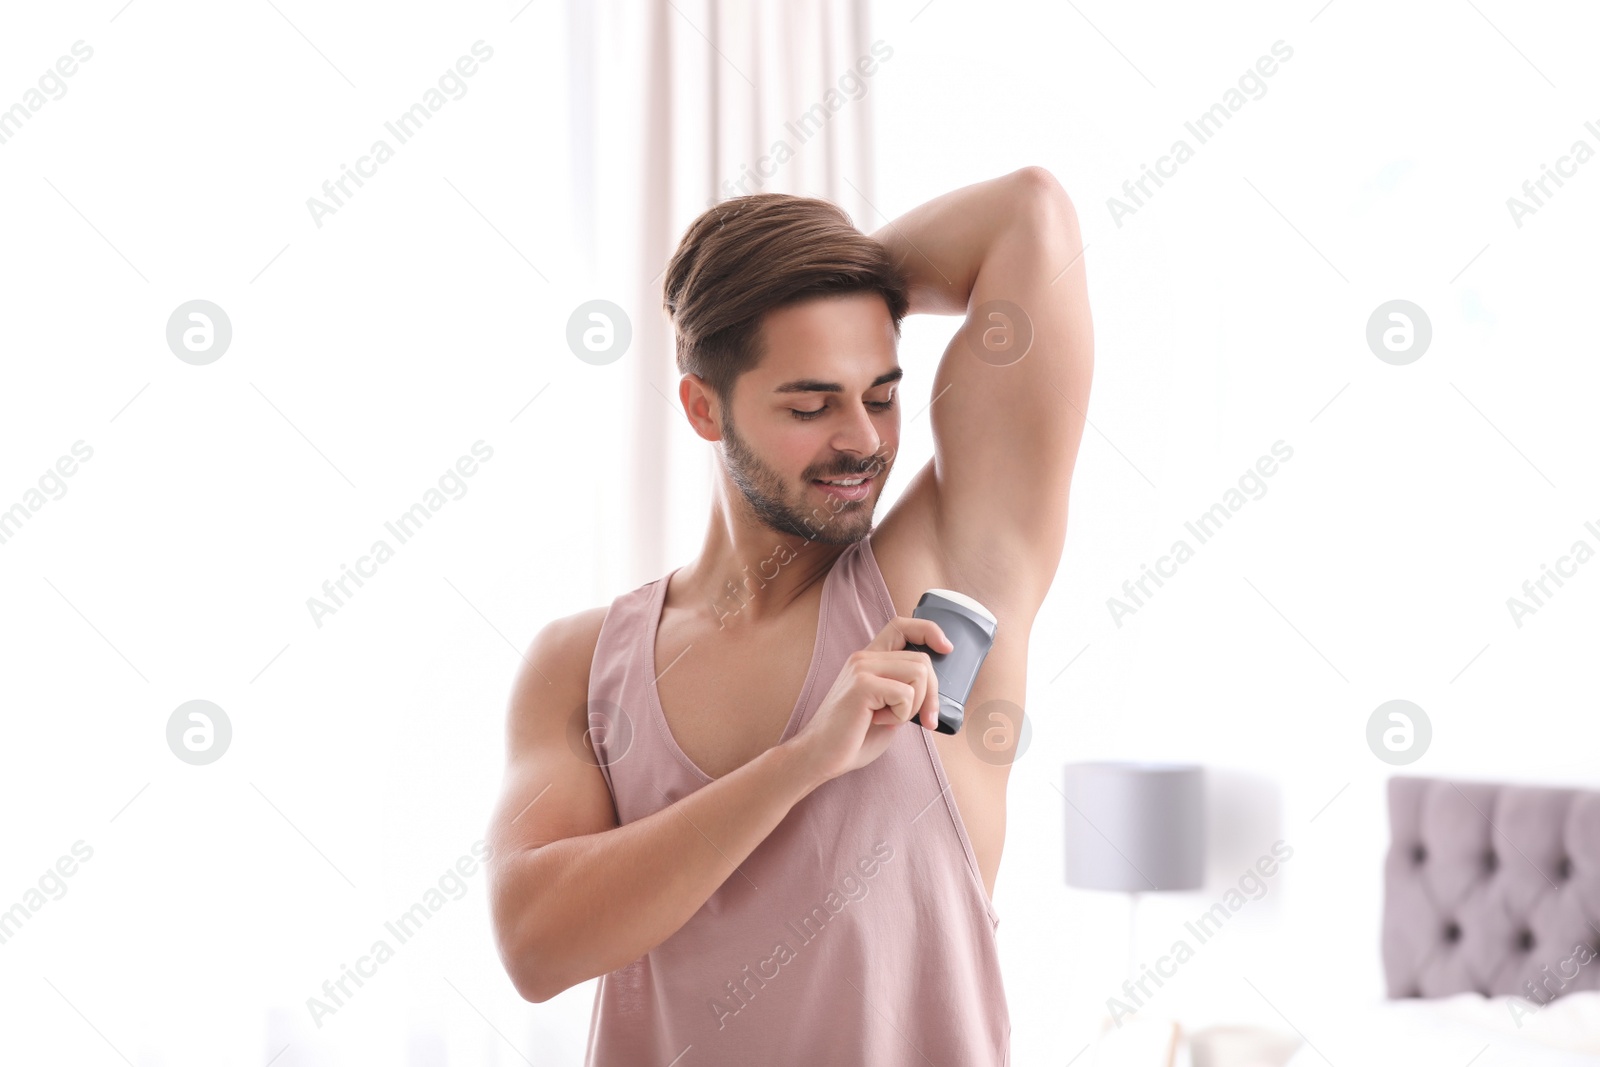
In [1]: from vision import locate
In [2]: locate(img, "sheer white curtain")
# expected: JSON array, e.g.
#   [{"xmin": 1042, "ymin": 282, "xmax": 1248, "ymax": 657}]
[{"xmin": 576, "ymin": 0, "xmax": 878, "ymax": 590}]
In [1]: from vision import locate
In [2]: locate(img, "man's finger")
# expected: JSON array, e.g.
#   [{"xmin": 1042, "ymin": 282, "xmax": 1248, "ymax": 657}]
[
  {"xmin": 870, "ymin": 677, "xmax": 917, "ymax": 725},
  {"xmin": 921, "ymin": 660, "xmax": 941, "ymax": 731},
  {"xmin": 871, "ymin": 615, "xmax": 952, "ymax": 654}
]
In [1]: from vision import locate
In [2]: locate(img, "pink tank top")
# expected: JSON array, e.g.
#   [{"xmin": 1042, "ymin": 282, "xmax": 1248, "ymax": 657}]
[{"xmin": 582, "ymin": 533, "xmax": 1010, "ymax": 1066}]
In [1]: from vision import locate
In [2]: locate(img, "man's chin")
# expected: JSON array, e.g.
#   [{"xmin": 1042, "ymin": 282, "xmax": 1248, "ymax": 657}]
[
  {"xmin": 801, "ymin": 523, "xmax": 871, "ymax": 547},
  {"xmin": 798, "ymin": 496, "xmax": 875, "ymax": 544}
]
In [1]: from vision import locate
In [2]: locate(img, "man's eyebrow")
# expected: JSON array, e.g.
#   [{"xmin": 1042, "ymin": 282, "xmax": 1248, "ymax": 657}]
[{"xmin": 772, "ymin": 367, "xmax": 903, "ymax": 394}]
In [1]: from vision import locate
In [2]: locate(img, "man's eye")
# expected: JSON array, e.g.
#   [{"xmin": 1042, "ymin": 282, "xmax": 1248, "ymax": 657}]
[{"xmin": 790, "ymin": 399, "xmax": 894, "ymax": 421}]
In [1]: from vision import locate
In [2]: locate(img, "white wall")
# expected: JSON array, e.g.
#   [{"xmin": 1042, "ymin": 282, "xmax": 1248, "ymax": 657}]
[{"xmin": 862, "ymin": 1, "xmax": 1600, "ymax": 1063}]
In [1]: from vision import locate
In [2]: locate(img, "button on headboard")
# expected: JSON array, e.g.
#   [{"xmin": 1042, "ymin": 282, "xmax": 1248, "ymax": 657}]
[{"xmin": 1383, "ymin": 776, "xmax": 1600, "ymax": 999}]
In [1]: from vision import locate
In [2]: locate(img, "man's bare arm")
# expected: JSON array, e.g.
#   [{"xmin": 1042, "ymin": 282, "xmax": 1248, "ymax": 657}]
[
  {"xmin": 486, "ymin": 612, "xmax": 828, "ymax": 1003},
  {"xmin": 870, "ymin": 167, "xmax": 1092, "ymax": 616}
]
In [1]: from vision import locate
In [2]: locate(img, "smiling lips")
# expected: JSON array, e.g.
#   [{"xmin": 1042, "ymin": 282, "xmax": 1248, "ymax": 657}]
[{"xmin": 813, "ymin": 474, "xmax": 873, "ymax": 501}]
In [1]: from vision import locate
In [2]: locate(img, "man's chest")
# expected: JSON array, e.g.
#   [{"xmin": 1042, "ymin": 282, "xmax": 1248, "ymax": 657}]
[
  {"xmin": 652, "ymin": 546, "xmax": 1022, "ymax": 899},
  {"xmin": 654, "ymin": 595, "xmax": 825, "ymax": 781}
]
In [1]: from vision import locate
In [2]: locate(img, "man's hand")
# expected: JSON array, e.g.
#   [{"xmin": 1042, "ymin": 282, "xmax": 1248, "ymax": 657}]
[{"xmin": 786, "ymin": 615, "xmax": 953, "ymax": 786}]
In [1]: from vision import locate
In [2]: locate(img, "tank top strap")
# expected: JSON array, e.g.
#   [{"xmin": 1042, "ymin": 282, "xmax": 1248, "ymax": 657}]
[{"xmin": 583, "ymin": 574, "xmax": 696, "ymax": 815}]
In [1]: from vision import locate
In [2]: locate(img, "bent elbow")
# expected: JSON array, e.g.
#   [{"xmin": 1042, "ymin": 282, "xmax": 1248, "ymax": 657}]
[
  {"xmin": 515, "ymin": 972, "xmax": 557, "ymax": 1005},
  {"xmin": 1012, "ymin": 165, "xmax": 1080, "ymax": 238},
  {"xmin": 519, "ymin": 957, "xmax": 589, "ymax": 1005},
  {"xmin": 492, "ymin": 886, "xmax": 561, "ymax": 1004},
  {"xmin": 501, "ymin": 930, "xmax": 563, "ymax": 1004},
  {"xmin": 1013, "ymin": 164, "xmax": 1071, "ymax": 204},
  {"xmin": 496, "ymin": 906, "xmax": 587, "ymax": 1004}
]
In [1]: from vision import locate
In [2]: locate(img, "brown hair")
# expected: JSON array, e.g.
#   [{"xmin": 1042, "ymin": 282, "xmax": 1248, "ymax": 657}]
[{"xmin": 663, "ymin": 193, "xmax": 909, "ymax": 407}]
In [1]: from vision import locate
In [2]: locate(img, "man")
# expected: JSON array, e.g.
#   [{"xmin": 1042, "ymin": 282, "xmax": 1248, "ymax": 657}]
[{"xmin": 487, "ymin": 166, "xmax": 1092, "ymax": 1065}]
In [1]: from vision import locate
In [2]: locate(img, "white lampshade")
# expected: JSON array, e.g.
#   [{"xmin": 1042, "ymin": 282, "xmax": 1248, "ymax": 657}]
[{"xmin": 1062, "ymin": 761, "xmax": 1205, "ymax": 892}]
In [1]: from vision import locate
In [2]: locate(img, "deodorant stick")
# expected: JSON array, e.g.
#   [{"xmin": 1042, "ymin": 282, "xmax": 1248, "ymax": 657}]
[{"xmin": 903, "ymin": 588, "xmax": 998, "ymax": 735}]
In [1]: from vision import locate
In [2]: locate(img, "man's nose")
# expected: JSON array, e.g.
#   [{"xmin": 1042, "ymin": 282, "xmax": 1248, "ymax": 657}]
[{"xmin": 831, "ymin": 402, "xmax": 883, "ymax": 459}]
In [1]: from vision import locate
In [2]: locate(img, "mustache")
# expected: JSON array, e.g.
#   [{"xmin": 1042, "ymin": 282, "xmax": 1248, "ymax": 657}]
[{"xmin": 811, "ymin": 453, "xmax": 893, "ymax": 480}]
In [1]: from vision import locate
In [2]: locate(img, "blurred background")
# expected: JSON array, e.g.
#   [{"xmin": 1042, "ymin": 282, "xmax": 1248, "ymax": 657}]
[{"xmin": 1, "ymin": 0, "xmax": 1597, "ymax": 1063}]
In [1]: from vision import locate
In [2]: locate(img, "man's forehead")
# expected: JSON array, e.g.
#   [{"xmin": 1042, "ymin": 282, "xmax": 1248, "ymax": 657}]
[{"xmin": 746, "ymin": 292, "xmax": 900, "ymax": 391}]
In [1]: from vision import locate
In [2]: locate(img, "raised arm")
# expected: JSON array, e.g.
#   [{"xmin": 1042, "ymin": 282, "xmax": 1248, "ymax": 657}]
[{"xmin": 871, "ymin": 167, "xmax": 1092, "ymax": 616}]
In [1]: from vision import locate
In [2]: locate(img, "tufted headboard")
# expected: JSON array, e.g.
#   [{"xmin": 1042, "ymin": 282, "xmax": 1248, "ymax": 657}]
[{"xmin": 1382, "ymin": 775, "xmax": 1600, "ymax": 1000}]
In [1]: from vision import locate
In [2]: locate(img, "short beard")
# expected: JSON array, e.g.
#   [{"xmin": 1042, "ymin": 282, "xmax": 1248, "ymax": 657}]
[{"xmin": 719, "ymin": 411, "xmax": 878, "ymax": 546}]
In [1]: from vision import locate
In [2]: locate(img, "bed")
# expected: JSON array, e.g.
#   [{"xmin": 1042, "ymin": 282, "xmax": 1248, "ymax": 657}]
[{"xmin": 1280, "ymin": 775, "xmax": 1600, "ymax": 1067}]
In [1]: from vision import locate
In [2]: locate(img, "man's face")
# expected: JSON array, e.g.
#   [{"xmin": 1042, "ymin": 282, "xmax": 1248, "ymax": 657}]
[{"xmin": 717, "ymin": 292, "xmax": 901, "ymax": 546}]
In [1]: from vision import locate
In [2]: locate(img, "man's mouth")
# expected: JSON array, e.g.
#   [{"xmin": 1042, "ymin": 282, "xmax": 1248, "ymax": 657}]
[{"xmin": 812, "ymin": 474, "xmax": 873, "ymax": 501}]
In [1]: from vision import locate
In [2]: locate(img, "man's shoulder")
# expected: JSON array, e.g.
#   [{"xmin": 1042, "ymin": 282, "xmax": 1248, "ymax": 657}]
[
  {"xmin": 534, "ymin": 563, "xmax": 676, "ymax": 681},
  {"xmin": 533, "ymin": 605, "xmax": 611, "ymax": 684},
  {"xmin": 504, "ymin": 605, "xmax": 611, "ymax": 716}
]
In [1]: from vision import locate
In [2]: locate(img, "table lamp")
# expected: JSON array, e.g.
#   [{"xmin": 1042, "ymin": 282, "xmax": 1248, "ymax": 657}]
[{"xmin": 1062, "ymin": 761, "xmax": 1206, "ymax": 981}]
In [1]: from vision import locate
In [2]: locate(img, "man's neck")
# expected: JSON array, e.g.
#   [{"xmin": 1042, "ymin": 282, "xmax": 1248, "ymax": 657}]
[{"xmin": 679, "ymin": 504, "xmax": 854, "ymax": 630}]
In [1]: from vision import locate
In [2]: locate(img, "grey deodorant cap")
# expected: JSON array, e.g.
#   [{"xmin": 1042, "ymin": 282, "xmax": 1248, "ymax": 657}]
[{"xmin": 903, "ymin": 588, "xmax": 998, "ymax": 735}]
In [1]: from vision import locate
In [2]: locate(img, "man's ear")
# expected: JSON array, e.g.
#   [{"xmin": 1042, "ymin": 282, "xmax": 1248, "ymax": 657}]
[{"xmin": 680, "ymin": 374, "xmax": 724, "ymax": 442}]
